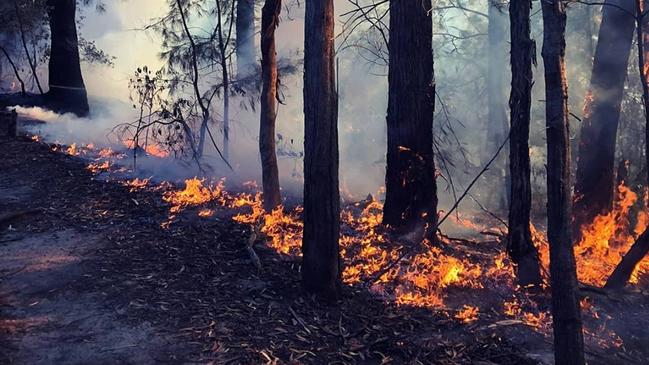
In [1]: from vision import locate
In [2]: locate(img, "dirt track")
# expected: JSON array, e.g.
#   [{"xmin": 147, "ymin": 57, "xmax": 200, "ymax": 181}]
[{"xmin": 0, "ymin": 136, "xmax": 196, "ymax": 364}]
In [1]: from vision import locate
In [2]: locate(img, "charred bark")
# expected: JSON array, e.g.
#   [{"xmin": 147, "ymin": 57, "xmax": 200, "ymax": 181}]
[
  {"xmin": 605, "ymin": 0, "xmax": 649, "ymax": 290},
  {"xmin": 236, "ymin": 0, "xmax": 256, "ymax": 77},
  {"xmin": 259, "ymin": 0, "xmax": 281, "ymax": 211},
  {"xmin": 574, "ymin": 0, "xmax": 635, "ymax": 230},
  {"xmin": 485, "ymin": 0, "xmax": 510, "ymax": 212},
  {"xmin": 541, "ymin": 0, "xmax": 586, "ymax": 363},
  {"xmin": 383, "ymin": 0, "xmax": 438, "ymax": 239},
  {"xmin": 508, "ymin": 0, "xmax": 543, "ymax": 287},
  {"xmin": 46, "ymin": 0, "xmax": 89, "ymax": 116},
  {"xmin": 301, "ymin": 0, "xmax": 341, "ymax": 299}
]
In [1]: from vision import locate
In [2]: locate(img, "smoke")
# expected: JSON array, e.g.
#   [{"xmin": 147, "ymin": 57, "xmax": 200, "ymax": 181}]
[{"xmin": 9, "ymin": 0, "xmax": 608, "ymax": 223}]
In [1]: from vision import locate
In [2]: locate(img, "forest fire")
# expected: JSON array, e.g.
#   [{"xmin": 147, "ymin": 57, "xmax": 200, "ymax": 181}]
[
  {"xmin": 121, "ymin": 177, "xmax": 150, "ymax": 192},
  {"xmin": 533, "ymin": 182, "xmax": 649, "ymax": 287},
  {"xmin": 162, "ymin": 177, "xmax": 225, "ymax": 214},
  {"xmin": 86, "ymin": 160, "xmax": 110, "ymax": 173},
  {"xmin": 4, "ymin": 0, "xmax": 649, "ymax": 361},
  {"xmin": 132, "ymin": 175, "xmax": 637, "ymax": 351},
  {"xmin": 575, "ymin": 183, "xmax": 649, "ymax": 285},
  {"xmin": 21, "ymin": 136, "xmax": 642, "ymax": 354},
  {"xmin": 122, "ymin": 139, "xmax": 170, "ymax": 158}
]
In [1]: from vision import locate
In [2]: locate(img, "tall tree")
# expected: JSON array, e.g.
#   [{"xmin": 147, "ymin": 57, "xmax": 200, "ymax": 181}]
[
  {"xmin": 259, "ymin": 0, "xmax": 281, "ymax": 211},
  {"xmin": 573, "ymin": 0, "xmax": 635, "ymax": 230},
  {"xmin": 301, "ymin": 0, "xmax": 341, "ymax": 299},
  {"xmin": 508, "ymin": 0, "xmax": 543, "ymax": 287},
  {"xmin": 215, "ymin": 0, "xmax": 233, "ymax": 161},
  {"xmin": 236, "ymin": 0, "xmax": 255, "ymax": 77},
  {"xmin": 485, "ymin": 0, "xmax": 510, "ymax": 212},
  {"xmin": 541, "ymin": 0, "xmax": 586, "ymax": 362},
  {"xmin": 606, "ymin": 0, "xmax": 649, "ymax": 289},
  {"xmin": 382, "ymin": 0, "xmax": 438, "ymax": 240},
  {"xmin": 46, "ymin": 0, "xmax": 89, "ymax": 116}
]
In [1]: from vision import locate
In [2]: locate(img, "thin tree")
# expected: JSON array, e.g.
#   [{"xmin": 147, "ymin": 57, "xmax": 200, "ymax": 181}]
[
  {"xmin": 606, "ymin": 0, "xmax": 649, "ymax": 289},
  {"xmin": 259, "ymin": 0, "xmax": 281, "ymax": 211},
  {"xmin": 541, "ymin": 0, "xmax": 586, "ymax": 362},
  {"xmin": 0, "ymin": 46, "xmax": 26, "ymax": 95},
  {"xmin": 485, "ymin": 0, "xmax": 510, "ymax": 212},
  {"xmin": 214, "ymin": 0, "xmax": 235, "ymax": 161},
  {"xmin": 508, "ymin": 0, "xmax": 543, "ymax": 287},
  {"xmin": 236, "ymin": 0, "xmax": 256, "ymax": 77},
  {"xmin": 14, "ymin": 0, "xmax": 44, "ymax": 95},
  {"xmin": 46, "ymin": 0, "xmax": 89, "ymax": 116},
  {"xmin": 301, "ymin": 0, "xmax": 341, "ymax": 299},
  {"xmin": 573, "ymin": 0, "xmax": 635, "ymax": 231},
  {"xmin": 382, "ymin": 0, "xmax": 438, "ymax": 240}
]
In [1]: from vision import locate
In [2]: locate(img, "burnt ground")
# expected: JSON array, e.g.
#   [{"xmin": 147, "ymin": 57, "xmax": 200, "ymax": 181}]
[{"xmin": 0, "ymin": 128, "xmax": 646, "ymax": 364}]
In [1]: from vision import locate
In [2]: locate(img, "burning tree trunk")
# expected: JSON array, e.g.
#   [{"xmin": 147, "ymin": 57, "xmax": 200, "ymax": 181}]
[
  {"xmin": 236, "ymin": 0, "xmax": 255, "ymax": 77},
  {"xmin": 574, "ymin": 0, "xmax": 635, "ymax": 230},
  {"xmin": 485, "ymin": 0, "xmax": 510, "ymax": 212},
  {"xmin": 605, "ymin": 0, "xmax": 649, "ymax": 289},
  {"xmin": 541, "ymin": 0, "xmax": 586, "ymax": 363},
  {"xmin": 301, "ymin": 0, "xmax": 341, "ymax": 299},
  {"xmin": 46, "ymin": 0, "xmax": 89, "ymax": 116},
  {"xmin": 382, "ymin": 0, "xmax": 438, "ymax": 239},
  {"xmin": 507, "ymin": 0, "xmax": 543, "ymax": 287},
  {"xmin": 259, "ymin": 0, "xmax": 281, "ymax": 211}
]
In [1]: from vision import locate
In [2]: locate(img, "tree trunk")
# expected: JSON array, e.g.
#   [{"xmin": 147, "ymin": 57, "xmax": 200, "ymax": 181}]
[
  {"xmin": 541, "ymin": 1, "xmax": 586, "ymax": 363},
  {"xmin": 605, "ymin": 0, "xmax": 649, "ymax": 290},
  {"xmin": 216, "ymin": 0, "xmax": 231, "ymax": 161},
  {"xmin": 236, "ymin": 0, "xmax": 256, "ymax": 77},
  {"xmin": 508, "ymin": 0, "xmax": 543, "ymax": 287},
  {"xmin": 485, "ymin": 0, "xmax": 510, "ymax": 212},
  {"xmin": 259, "ymin": 0, "xmax": 281, "ymax": 212},
  {"xmin": 301, "ymin": 0, "xmax": 341, "ymax": 299},
  {"xmin": 573, "ymin": 0, "xmax": 635, "ymax": 230},
  {"xmin": 46, "ymin": 0, "xmax": 89, "ymax": 116},
  {"xmin": 382, "ymin": 0, "xmax": 438, "ymax": 240}
]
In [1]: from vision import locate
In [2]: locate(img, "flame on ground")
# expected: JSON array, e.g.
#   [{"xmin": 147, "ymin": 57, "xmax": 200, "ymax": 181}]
[
  {"xmin": 123, "ymin": 139, "xmax": 170, "ymax": 158},
  {"xmin": 534, "ymin": 182, "xmax": 649, "ymax": 287},
  {"xmin": 54, "ymin": 135, "xmax": 640, "ymax": 352}
]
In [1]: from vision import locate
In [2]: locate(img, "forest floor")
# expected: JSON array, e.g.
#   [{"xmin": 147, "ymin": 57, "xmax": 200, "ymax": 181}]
[{"xmin": 0, "ymin": 121, "xmax": 647, "ymax": 364}]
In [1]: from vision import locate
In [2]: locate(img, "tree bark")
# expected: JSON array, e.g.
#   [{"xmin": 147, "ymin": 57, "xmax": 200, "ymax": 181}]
[
  {"xmin": 382, "ymin": 0, "xmax": 438, "ymax": 240},
  {"xmin": 216, "ymin": 0, "xmax": 232, "ymax": 161},
  {"xmin": 485, "ymin": 0, "xmax": 510, "ymax": 212},
  {"xmin": 541, "ymin": 0, "xmax": 586, "ymax": 363},
  {"xmin": 46, "ymin": 0, "xmax": 89, "ymax": 116},
  {"xmin": 236, "ymin": 0, "xmax": 256, "ymax": 77},
  {"xmin": 573, "ymin": 0, "xmax": 635, "ymax": 230},
  {"xmin": 605, "ymin": 0, "xmax": 649, "ymax": 290},
  {"xmin": 508, "ymin": 0, "xmax": 543, "ymax": 287},
  {"xmin": 301, "ymin": 0, "xmax": 341, "ymax": 299},
  {"xmin": 259, "ymin": 0, "xmax": 281, "ymax": 211}
]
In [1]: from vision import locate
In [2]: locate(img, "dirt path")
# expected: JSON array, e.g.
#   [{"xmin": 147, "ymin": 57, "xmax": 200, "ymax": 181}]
[{"xmin": 0, "ymin": 137, "xmax": 198, "ymax": 364}]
